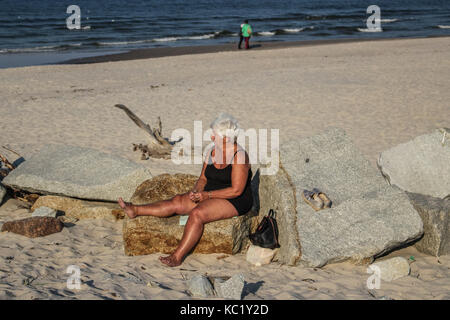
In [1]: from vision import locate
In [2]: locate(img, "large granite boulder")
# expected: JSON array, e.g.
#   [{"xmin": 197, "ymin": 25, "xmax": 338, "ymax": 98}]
[
  {"xmin": 406, "ymin": 192, "xmax": 450, "ymax": 256},
  {"xmin": 377, "ymin": 128, "xmax": 450, "ymax": 199},
  {"xmin": 1, "ymin": 216, "xmax": 64, "ymax": 238},
  {"xmin": 31, "ymin": 195, "xmax": 124, "ymax": 221},
  {"xmin": 123, "ymin": 173, "xmax": 257, "ymax": 256},
  {"xmin": 0, "ymin": 183, "xmax": 6, "ymax": 206},
  {"xmin": 2, "ymin": 144, "xmax": 152, "ymax": 202},
  {"xmin": 258, "ymin": 128, "xmax": 424, "ymax": 267}
]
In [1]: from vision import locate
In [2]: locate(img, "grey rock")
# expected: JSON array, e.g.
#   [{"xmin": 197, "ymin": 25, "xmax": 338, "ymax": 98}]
[
  {"xmin": 0, "ymin": 183, "xmax": 6, "ymax": 206},
  {"xmin": 369, "ymin": 257, "xmax": 410, "ymax": 282},
  {"xmin": 214, "ymin": 273, "xmax": 245, "ymax": 300},
  {"xmin": 31, "ymin": 206, "xmax": 57, "ymax": 218},
  {"xmin": 377, "ymin": 128, "xmax": 450, "ymax": 199},
  {"xmin": 258, "ymin": 127, "xmax": 424, "ymax": 267},
  {"xmin": 2, "ymin": 144, "xmax": 152, "ymax": 202},
  {"xmin": 406, "ymin": 192, "xmax": 450, "ymax": 256},
  {"xmin": 187, "ymin": 275, "xmax": 215, "ymax": 298}
]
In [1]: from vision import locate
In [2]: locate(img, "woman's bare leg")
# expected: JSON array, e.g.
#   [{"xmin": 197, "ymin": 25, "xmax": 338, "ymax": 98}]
[
  {"xmin": 159, "ymin": 199, "xmax": 238, "ymax": 267},
  {"xmin": 118, "ymin": 193, "xmax": 196, "ymax": 219}
]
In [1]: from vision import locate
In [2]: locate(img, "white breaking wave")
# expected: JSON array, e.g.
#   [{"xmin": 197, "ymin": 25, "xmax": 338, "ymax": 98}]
[
  {"xmin": 185, "ymin": 34, "xmax": 215, "ymax": 40},
  {"xmin": 283, "ymin": 26, "xmax": 314, "ymax": 33},
  {"xmin": 380, "ymin": 19, "xmax": 398, "ymax": 23},
  {"xmin": 357, "ymin": 27, "xmax": 383, "ymax": 32},
  {"xmin": 258, "ymin": 31, "xmax": 276, "ymax": 36},
  {"xmin": 153, "ymin": 33, "xmax": 215, "ymax": 42},
  {"xmin": 153, "ymin": 37, "xmax": 179, "ymax": 42},
  {"xmin": 283, "ymin": 28, "xmax": 305, "ymax": 33},
  {"xmin": 99, "ymin": 33, "xmax": 216, "ymax": 46},
  {"xmin": 98, "ymin": 40, "xmax": 149, "ymax": 46},
  {"xmin": 437, "ymin": 25, "xmax": 450, "ymax": 29},
  {"xmin": 0, "ymin": 43, "xmax": 82, "ymax": 53}
]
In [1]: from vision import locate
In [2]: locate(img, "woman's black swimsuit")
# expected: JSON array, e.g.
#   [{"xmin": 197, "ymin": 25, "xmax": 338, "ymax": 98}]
[{"xmin": 204, "ymin": 150, "xmax": 253, "ymax": 216}]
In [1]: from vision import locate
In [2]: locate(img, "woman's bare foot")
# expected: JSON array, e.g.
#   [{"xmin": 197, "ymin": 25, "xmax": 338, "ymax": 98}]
[
  {"xmin": 159, "ymin": 254, "xmax": 182, "ymax": 267},
  {"xmin": 118, "ymin": 197, "xmax": 137, "ymax": 219}
]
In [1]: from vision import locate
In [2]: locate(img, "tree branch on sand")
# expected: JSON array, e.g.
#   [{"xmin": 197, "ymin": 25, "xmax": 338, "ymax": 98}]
[
  {"xmin": 0, "ymin": 147, "xmax": 40, "ymax": 206},
  {"xmin": 114, "ymin": 104, "xmax": 183, "ymax": 160},
  {"xmin": 0, "ymin": 150, "xmax": 15, "ymax": 177}
]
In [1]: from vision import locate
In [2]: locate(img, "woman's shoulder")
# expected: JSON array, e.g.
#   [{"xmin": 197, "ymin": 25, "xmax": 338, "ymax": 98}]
[{"xmin": 232, "ymin": 145, "xmax": 249, "ymax": 165}]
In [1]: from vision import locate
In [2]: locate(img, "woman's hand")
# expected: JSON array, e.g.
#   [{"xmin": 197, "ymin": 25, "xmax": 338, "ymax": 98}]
[
  {"xmin": 191, "ymin": 191, "xmax": 209, "ymax": 202},
  {"xmin": 188, "ymin": 190, "xmax": 198, "ymax": 202}
]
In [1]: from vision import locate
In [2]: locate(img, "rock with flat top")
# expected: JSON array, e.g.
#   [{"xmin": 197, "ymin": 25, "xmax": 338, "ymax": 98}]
[
  {"xmin": 1, "ymin": 216, "xmax": 63, "ymax": 238},
  {"xmin": 31, "ymin": 195, "xmax": 124, "ymax": 221},
  {"xmin": 377, "ymin": 128, "xmax": 450, "ymax": 199},
  {"xmin": 406, "ymin": 192, "xmax": 450, "ymax": 256},
  {"xmin": 31, "ymin": 206, "xmax": 57, "ymax": 218},
  {"xmin": 2, "ymin": 144, "xmax": 152, "ymax": 202},
  {"xmin": 258, "ymin": 128, "xmax": 424, "ymax": 267},
  {"xmin": 123, "ymin": 174, "xmax": 257, "ymax": 256}
]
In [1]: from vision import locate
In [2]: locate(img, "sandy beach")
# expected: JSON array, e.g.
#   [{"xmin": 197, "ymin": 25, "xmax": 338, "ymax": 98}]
[{"xmin": 0, "ymin": 36, "xmax": 449, "ymax": 300}]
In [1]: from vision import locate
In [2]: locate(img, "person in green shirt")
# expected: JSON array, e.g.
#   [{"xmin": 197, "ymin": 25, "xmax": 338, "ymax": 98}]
[{"xmin": 241, "ymin": 20, "xmax": 252, "ymax": 49}]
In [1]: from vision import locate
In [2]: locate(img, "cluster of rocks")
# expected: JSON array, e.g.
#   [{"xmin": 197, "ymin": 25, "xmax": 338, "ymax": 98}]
[
  {"xmin": 256, "ymin": 127, "xmax": 449, "ymax": 268},
  {"xmin": 259, "ymin": 128, "xmax": 424, "ymax": 267},
  {"xmin": 187, "ymin": 273, "xmax": 245, "ymax": 299},
  {"xmin": 378, "ymin": 128, "xmax": 450, "ymax": 258},
  {"xmin": 1, "ymin": 144, "xmax": 153, "ymax": 238},
  {"xmin": 1, "ymin": 127, "xmax": 448, "ymax": 277}
]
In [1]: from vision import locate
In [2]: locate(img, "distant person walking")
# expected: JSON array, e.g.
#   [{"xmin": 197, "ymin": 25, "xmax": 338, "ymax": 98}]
[
  {"xmin": 238, "ymin": 23, "xmax": 244, "ymax": 49},
  {"xmin": 241, "ymin": 20, "xmax": 252, "ymax": 50}
]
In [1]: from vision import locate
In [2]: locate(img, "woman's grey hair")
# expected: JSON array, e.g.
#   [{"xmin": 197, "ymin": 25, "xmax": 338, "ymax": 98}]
[{"xmin": 210, "ymin": 113, "xmax": 240, "ymax": 140}]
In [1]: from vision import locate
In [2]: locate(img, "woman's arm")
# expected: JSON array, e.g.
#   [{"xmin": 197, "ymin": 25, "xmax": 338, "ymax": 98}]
[
  {"xmin": 189, "ymin": 152, "xmax": 210, "ymax": 202},
  {"xmin": 192, "ymin": 160, "xmax": 208, "ymax": 192}
]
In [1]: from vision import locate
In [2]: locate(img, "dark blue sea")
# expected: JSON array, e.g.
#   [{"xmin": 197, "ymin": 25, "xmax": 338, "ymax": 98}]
[{"xmin": 0, "ymin": 0, "xmax": 449, "ymax": 67}]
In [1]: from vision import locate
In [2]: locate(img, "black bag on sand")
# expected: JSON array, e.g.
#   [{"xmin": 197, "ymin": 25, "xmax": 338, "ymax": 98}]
[{"xmin": 249, "ymin": 209, "xmax": 280, "ymax": 249}]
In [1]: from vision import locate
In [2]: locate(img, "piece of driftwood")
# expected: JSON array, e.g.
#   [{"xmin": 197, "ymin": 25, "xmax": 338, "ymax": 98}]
[
  {"xmin": 114, "ymin": 104, "xmax": 182, "ymax": 160},
  {"xmin": 1, "ymin": 147, "xmax": 40, "ymax": 206},
  {"xmin": 0, "ymin": 148, "xmax": 16, "ymax": 178}
]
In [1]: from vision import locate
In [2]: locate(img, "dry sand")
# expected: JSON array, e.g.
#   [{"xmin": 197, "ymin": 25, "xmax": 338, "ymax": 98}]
[{"xmin": 0, "ymin": 37, "xmax": 449, "ymax": 300}]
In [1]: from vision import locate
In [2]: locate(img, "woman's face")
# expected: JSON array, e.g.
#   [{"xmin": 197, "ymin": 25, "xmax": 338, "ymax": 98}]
[{"xmin": 211, "ymin": 131, "xmax": 229, "ymax": 149}]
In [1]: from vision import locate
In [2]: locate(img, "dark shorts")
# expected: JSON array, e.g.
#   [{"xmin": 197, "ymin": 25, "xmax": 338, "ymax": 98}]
[{"xmin": 204, "ymin": 184, "xmax": 253, "ymax": 216}]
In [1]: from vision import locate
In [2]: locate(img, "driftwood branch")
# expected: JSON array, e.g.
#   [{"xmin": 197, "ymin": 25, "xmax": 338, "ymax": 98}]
[
  {"xmin": 0, "ymin": 153, "xmax": 15, "ymax": 171},
  {"xmin": 0, "ymin": 149, "xmax": 39, "ymax": 206},
  {"xmin": 2, "ymin": 146, "xmax": 22, "ymax": 158},
  {"xmin": 114, "ymin": 104, "xmax": 178, "ymax": 159}
]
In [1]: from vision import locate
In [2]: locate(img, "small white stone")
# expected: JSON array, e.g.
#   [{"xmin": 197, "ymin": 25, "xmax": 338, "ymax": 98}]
[
  {"xmin": 246, "ymin": 244, "xmax": 277, "ymax": 266},
  {"xmin": 369, "ymin": 257, "xmax": 410, "ymax": 282}
]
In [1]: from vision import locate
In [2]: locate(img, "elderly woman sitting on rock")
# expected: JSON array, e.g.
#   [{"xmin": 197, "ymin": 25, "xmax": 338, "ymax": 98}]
[{"xmin": 118, "ymin": 113, "xmax": 253, "ymax": 267}]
